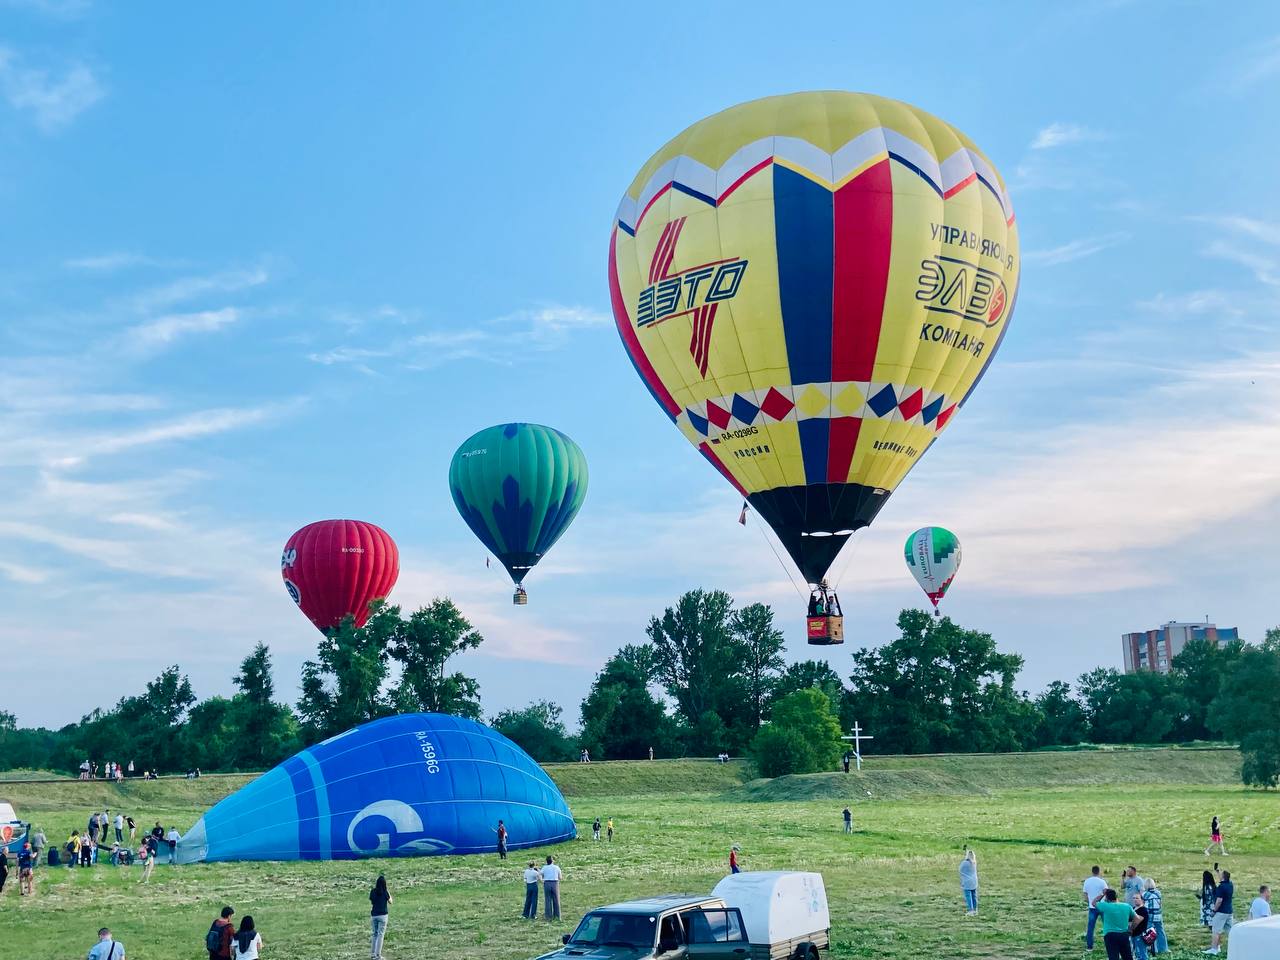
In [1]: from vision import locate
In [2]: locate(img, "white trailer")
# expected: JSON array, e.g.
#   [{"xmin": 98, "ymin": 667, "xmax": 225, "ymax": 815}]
[
  {"xmin": 1229, "ymin": 915, "xmax": 1280, "ymax": 960},
  {"xmin": 686, "ymin": 872, "xmax": 830, "ymax": 960}
]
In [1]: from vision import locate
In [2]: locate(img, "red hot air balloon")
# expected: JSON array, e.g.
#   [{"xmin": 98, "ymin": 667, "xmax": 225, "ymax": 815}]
[{"xmin": 281, "ymin": 520, "xmax": 399, "ymax": 633}]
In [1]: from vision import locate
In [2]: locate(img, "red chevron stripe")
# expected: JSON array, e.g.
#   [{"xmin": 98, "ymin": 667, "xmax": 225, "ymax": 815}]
[
  {"xmin": 649, "ymin": 221, "xmax": 675, "ymax": 283},
  {"xmin": 659, "ymin": 217, "xmax": 685, "ymax": 279}
]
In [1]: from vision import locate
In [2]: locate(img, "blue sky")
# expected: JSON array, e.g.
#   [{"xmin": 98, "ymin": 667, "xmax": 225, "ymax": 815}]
[{"xmin": 3, "ymin": 1, "xmax": 1279, "ymax": 730}]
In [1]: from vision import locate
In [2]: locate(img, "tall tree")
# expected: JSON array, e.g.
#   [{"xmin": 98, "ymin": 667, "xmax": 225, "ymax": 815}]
[
  {"xmin": 297, "ymin": 608, "xmax": 395, "ymax": 742},
  {"xmin": 1170, "ymin": 638, "xmax": 1244, "ymax": 740},
  {"xmin": 230, "ymin": 644, "xmax": 297, "ymax": 769},
  {"xmin": 579, "ymin": 646, "xmax": 676, "ymax": 760},
  {"xmin": 771, "ymin": 660, "xmax": 847, "ymax": 717},
  {"xmin": 490, "ymin": 700, "xmax": 577, "ymax": 763},
  {"xmin": 751, "ymin": 688, "xmax": 844, "ymax": 777},
  {"xmin": 846, "ymin": 610, "xmax": 1032, "ymax": 754},
  {"xmin": 1032, "ymin": 680, "xmax": 1089, "ymax": 747},
  {"xmin": 647, "ymin": 590, "xmax": 746, "ymax": 740},
  {"xmin": 1078, "ymin": 667, "xmax": 1185, "ymax": 744},
  {"xmin": 732, "ymin": 602, "xmax": 785, "ymax": 730},
  {"xmin": 388, "ymin": 598, "xmax": 484, "ymax": 718},
  {"xmin": 1210, "ymin": 640, "xmax": 1280, "ymax": 787}
]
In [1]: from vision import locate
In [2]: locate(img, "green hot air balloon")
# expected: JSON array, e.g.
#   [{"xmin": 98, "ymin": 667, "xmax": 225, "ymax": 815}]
[{"xmin": 449, "ymin": 423, "xmax": 588, "ymax": 604}]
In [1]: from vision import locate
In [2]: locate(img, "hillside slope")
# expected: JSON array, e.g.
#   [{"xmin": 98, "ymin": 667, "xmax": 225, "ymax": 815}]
[{"xmin": 725, "ymin": 747, "xmax": 1243, "ymax": 802}]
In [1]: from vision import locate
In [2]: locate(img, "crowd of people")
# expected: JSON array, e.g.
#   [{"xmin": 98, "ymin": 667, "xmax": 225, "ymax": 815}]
[{"xmin": 0, "ymin": 807, "xmax": 187, "ymax": 897}]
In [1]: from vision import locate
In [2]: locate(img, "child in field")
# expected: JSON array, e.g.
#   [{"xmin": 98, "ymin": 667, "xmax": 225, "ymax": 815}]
[
  {"xmin": 138, "ymin": 842, "xmax": 156, "ymax": 883},
  {"xmin": 592, "ymin": 818, "xmax": 601, "ymax": 841},
  {"xmin": 729, "ymin": 844, "xmax": 742, "ymax": 874}
]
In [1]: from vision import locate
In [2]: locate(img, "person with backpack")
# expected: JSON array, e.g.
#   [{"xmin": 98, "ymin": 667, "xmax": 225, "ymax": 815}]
[
  {"xmin": 592, "ymin": 817, "xmax": 601, "ymax": 841},
  {"xmin": 369, "ymin": 875, "xmax": 392, "ymax": 960},
  {"xmin": 207, "ymin": 906, "xmax": 235, "ymax": 959},
  {"xmin": 231, "ymin": 916, "xmax": 263, "ymax": 959}
]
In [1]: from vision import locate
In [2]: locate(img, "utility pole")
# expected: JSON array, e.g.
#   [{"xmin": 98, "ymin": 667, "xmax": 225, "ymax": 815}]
[{"xmin": 841, "ymin": 722, "xmax": 874, "ymax": 771}]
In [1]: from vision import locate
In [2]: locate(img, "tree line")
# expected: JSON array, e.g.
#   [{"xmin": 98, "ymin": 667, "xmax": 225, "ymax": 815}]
[{"xmin": 2, "ymin": 591, "xmax": 1277, "ymax": 787}]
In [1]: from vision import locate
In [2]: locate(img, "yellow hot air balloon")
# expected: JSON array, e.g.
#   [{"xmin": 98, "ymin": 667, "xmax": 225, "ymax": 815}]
[{"xmin": 608, "ymin": 91, "xmax": 1018, "ymax": 614}]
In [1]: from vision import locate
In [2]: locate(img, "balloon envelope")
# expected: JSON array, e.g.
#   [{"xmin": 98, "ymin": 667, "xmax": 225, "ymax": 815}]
[
  {"xmin": 609, "ymin": 92, "xmax": 1018, "ymax": 584},
  {"xmin": 281, "ymin": 519, "xmax": 399, "ymax": 632},
  {"xmin": 904, "ymin": 526, "xmax": 962, "ymax": 609},
  {"xmin": 177, "ymin": 713, "xmax": 575, "ymax": 862},
  {"xmin": 449, "ymin": 423, "xmax": 588, "ymax": 586}
]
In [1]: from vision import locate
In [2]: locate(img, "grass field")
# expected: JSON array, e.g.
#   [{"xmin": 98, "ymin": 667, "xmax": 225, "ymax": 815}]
[{"xmin": 1, "ymin": 749, "xmax": 1273, "ymax": 960}]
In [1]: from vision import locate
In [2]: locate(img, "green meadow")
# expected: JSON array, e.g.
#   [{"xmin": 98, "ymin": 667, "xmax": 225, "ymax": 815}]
[{"xmin": 1, "ymin": 750, "xmax": 1272, "ymax": 960}]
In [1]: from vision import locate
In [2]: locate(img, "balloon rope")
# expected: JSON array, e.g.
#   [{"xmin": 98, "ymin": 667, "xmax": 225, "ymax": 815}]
[
  {"xmin": 747, "ymin": 510, "xmax": 807, "ymax": 600},
  {"xmin": 831, "ymin": 532, "xmax": 863, "ymax": 591}
]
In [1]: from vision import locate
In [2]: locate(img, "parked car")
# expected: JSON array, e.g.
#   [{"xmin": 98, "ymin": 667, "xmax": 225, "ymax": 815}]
[{"xmin": 531, "ymin": 872, "xmax": 829, "ymax": 960}]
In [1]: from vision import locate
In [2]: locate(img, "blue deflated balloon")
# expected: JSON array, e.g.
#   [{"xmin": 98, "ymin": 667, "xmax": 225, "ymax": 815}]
[{"xmin": 177, "ymin": 713, "xmax": 575, "ymax": 862}]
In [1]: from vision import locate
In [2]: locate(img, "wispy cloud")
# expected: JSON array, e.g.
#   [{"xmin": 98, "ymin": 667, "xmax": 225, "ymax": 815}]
[
  {"xmin": 132, "ymin": 267, "xmax": 269, "ymax": 312},
  {"xmin": 0, "ymin": 46, "xmax": 104, "ymax": 132},
  {"xmin": 45, "ymin": 405, "xmax": 284, "ymax": 469},
  {"xmin": 64, "ymin": 252, "xmax": 162, "ymax": 272},
  {"xmin": 124, "ymin": 307, "xmax": 241, "ymax": 351},
  {"xmin": 1231, "ymin": 34, "xmax": 1280, "ymax": 90},
  {"xmin": 307, "ymin": 302, "xmax": 608, "ymax": 372},
  {"xmin": 1193, "ymin": 215, "xmax": 1280, "ymax": 247},
  {"xmin": 1205, "ymin": 240, "xmax": 1280, "ymax": 287},
  {"xmin": 1024, "ymin": 232, "xmax": 1128, "ymax": 266},
  {"xmin": 1030, "ymin": 122, "xmax": 1105, "ymax": 150},
  {"xmin": 1137, "ymin": 290, "xmax": 1244, "ymax": 317},
  {"xmin": 1, "ymin": 0, "xmax": 92, "ymax": 19}
]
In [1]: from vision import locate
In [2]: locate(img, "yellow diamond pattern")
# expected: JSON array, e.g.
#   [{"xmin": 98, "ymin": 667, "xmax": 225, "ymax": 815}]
[
  {"xmin": 833, "ymin": 383, "xmax": 865, "ymax": 414},
  {"xmin": 796, "ymin": 385, "xmax": 829, "ymax": 416}
]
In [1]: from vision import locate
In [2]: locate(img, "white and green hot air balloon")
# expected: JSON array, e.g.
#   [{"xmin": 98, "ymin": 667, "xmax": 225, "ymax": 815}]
[{"xmin": 904, "ymin": 526, "xmax": 961, "ymax": 616}]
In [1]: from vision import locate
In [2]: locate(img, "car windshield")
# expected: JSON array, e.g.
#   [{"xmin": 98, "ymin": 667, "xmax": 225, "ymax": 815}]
[{"xmin": 569, "ymin": 911, "xmax": 656, "ymax": 948}]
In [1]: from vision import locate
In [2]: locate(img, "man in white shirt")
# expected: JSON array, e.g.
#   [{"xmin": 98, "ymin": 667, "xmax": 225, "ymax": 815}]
[
  {"xmin": 86, "ymin": 927, "xmax": 124, "ymax": 960},
  {"xmin": 522, "ymin": 861, "xmax": 541, "ymax": 920},
  {"xmin": 1082, "ymin": 866, "xmax": 1107, "ymax": 951},
  {"xmin": 1250, "ymin": 885, "xmax": 1272, "ymax": 920},
  {"xmin": 540, "ymin": 855, "xmax": 562, "ymax": 920}
]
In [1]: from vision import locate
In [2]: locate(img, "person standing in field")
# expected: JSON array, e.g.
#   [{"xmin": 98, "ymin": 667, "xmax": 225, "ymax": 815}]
[
  {"xmin": 1142, "ymin": 878, "xmax": 1167, "ymax": 954},
  {"xmin": 522, "ymin": 861, "xmax": 541, "ymax": 920},
  {"xmin": 1205, "ymin": 816, "xmax": 1228, "ymax": 857},
  {"xmin": 166, "ymin": 826, "xmax": 180, "ymax": 864},
  {"xmin": 0, "ymin": 847, "xmax": 8, "ymax": 894},
  {"xmin": 18, "ymin": 842, "xmax": 35, "ymax": 895},
  {"xmin": 1200, "ymin": 870, "xmax": 1218, "ymax": 927},
  {"xmin": 126, "ymin": 816, "xmax": 136, "ymax": 842},
  {"xmin": 231, "ymin": 915, "xmax": 263, "ymax": 959},
  {"xmin": 592, "ymin": 817, "xmax": 601, "ymax": 841},
  {"xmin": 1083, "ymin": 866, "xmax": 1108, "ymax": 950},
  {"xmin": 729, "ymin": 844, "xmax": 742, "ymax": 874},
  {"xmin": 1095, "ymin": 888, "xmax": 1137, "ymax": 960},
  {"xmin": 494, "ymin": 819, "xmax": 508, "ymax": 860},
  {"xmin": 1128, "ymin": 893, "xmax": 1150, "ymax": 960},
  {"xmin": 66, "ymin": 830, "xmax": 80, "ymax": 868},
  {"xmin": 648, "ymin": 746, "xmax": 654, "ymax": 760},
  {"xmin": 607, "ymin": 818, "xmax": 614, "ymax": 842},
  {"xmin": 959, "ymin": 849, "xmax": 979, "ymax": 915},
  {"xmin": 1204, "ymin": 868, "xmax": 1234, "ymax": 955},
  {"xmin": 31, "ymin": 827, "xmax": 46, "ymax": 866},
  {"xmin": 842, "ymin": 807, "xmax": 852, "ymax": 834},
  {"xmin": 86, "ymin": 927, "xmax": 124, "ymax": 960},
  {"xmin": 208, "ymin": 906, "xmax": 235, "ymax": 960},
  {"xmin": 541, "ymin": 855, "xmax": 562, "ymax": 921},
  {"xmin": 138, "ymin": 840, "xmax": 156, "ymax": 883},
  {"xmin": 369, "ymin": 874, "xmax": 391, "ymax": 960},
  {"xmin": 113, "ymin": 813, "xmax": 124, "ymax": 845},
  {"xmin": 1122, "ymin": 867, "xmax": 1146, "ymax": 906},
  {"xmin": 1249, "ymin": 885, "xmax": 1271, "ymax": 920}
]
